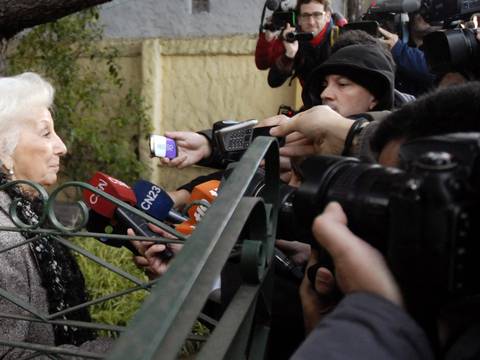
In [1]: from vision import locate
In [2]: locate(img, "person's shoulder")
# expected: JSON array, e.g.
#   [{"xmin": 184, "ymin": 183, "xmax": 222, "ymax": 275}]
[{"xmin": 0, "ymin": 191, "xmax": 28, "ymax": 246}]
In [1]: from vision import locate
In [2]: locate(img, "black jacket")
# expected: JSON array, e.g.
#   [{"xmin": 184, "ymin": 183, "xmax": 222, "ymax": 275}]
[
  {"xmin": 267, "ymin": 22, "xmax": 338, "ymax": 88},
  {"xmin": 292, "ymin": 292, "xmax": 434, "ymax": 360}
]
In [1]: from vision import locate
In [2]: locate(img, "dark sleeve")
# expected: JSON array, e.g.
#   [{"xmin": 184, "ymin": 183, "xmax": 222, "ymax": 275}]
[
  {"xmin": 347, "ymin": 111, "xmax": 393, "ymax": 162},
  {"xmin": 176, "ymin": 171, "xmax": 224, "ymax": 193},
  {"xmin": 391, "ymin": 41, "xmax": 434, "ymax": 84},
  {"xmin": 292, "ymin": 292, "xmax": 434, "ymax": 360},
  {"xmin": 256, "ymin": 34, "xmax": 279, "ymax": 70},
  {"xmin": 268, "ymin": 55, "xmax": 294, "ymax": 88},
  {"xmin": 195, "ymin": 129, "xmax": 230, "ymax": 169}
]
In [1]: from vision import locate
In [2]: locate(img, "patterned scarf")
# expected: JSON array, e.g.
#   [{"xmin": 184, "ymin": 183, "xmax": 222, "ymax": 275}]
[{"xmin": 0, "ymin": 173, "xmax": 96, "ymax": 346}]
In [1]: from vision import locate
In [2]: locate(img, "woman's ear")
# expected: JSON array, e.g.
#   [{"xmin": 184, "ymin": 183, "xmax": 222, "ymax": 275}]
[{"xmin": 0, "ymin": 156, "xmax": 14, "ymax": 174}]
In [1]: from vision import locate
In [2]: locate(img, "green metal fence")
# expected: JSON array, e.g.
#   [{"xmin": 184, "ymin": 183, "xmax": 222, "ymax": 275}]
[{"xmin": 0, "ymin": 136, "xmax": 279, "ymax": 359}]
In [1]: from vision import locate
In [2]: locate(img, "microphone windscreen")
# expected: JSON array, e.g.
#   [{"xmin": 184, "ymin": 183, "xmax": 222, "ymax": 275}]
[
  {"xmin": 133, "ymin": 180, "xmax": 174, "ymax": 221},
  {"xmin": 187, "ymin": 180, "xmax": 220, "ymax": 222},
  {"xmin": 83, "ymin": 171, "xmax": 137, "ymax": 218}
]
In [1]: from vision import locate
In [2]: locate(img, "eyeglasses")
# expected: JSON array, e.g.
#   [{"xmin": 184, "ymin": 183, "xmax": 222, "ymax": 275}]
[{"xmin": 299, "ymin": 11, "xmax": 326, "ymax": 21}]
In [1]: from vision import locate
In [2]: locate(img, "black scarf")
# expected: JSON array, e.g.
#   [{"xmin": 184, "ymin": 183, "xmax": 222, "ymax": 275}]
[
  {"xmin": 292, "ymin": 32, "xmax": 332, "ymax": 84},
  {"xmin": 0, "ymin": 173, "xmax": 96, "ymax": 346}
]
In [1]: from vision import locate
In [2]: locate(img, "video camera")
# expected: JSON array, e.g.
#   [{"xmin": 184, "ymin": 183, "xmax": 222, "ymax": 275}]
[
  {"xmin": 260, "ymin": 0, "xmax": 315, "ymax": 42},
  {"xmin": 364, "ymin": 0, "xmax": 480, "ymax": 25},
  {"xmin": 360, "ymin": 0, "xmax": 480, "ymax": 77},
  {"xmin": 362, "ymin": 0, "xmax": 421, "ymax": 40},
  {"xmin": 248, "ymin": 133, "xmax": 480, "ymax": 308},
  {"xmin": 262, "ymin": 0, "xmax": 297, "ymax": 32}
]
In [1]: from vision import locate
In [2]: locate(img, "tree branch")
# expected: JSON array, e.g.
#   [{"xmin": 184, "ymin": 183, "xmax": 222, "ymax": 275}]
[{"xmin": 0, "ymin": 0, "xmax": 112, "ymax": 39}]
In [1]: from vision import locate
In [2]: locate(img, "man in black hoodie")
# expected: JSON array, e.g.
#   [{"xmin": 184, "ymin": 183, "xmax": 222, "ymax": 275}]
[{"xmin": 302, "ymin": 42, "xmax": 396, "ymax": 115}]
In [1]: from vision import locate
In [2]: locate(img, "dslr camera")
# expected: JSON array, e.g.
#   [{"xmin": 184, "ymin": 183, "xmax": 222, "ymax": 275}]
[{"xmin": 249, "ymin": 133, "xmax": 480, "ymax": 308}]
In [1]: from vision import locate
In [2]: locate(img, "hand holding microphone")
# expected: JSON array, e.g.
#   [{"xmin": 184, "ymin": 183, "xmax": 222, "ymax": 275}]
[
  {"xmin": 83, "ymin": 172, "xmax": 175, "ymax": 260},
  {"xmin": 175, "ymin": 179, "xmax": 220, "ymax": 235}
]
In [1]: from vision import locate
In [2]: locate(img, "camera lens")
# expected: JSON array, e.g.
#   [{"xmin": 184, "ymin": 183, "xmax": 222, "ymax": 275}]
[
  {"xmin": 293, "ymin": 156, "xmax": 406, "ymax": 251},
  {"xmin": 424, "ymin": 29, "xmax": 480, "ymax": 74}
]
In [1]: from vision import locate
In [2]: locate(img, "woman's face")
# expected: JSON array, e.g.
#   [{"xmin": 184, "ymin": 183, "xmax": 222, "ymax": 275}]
[
  {"xmin": 320, "ymin": 74, "xmax": 378, "ymax": 117},
  {"xmin": 10, "ymin": 108, "xmax": 67, "ymax": 186}
]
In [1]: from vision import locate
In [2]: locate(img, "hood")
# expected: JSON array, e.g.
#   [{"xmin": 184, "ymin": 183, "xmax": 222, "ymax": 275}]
[{"xmin": 302, "ymin": 44, "xmax": 395, "ymax": 111}]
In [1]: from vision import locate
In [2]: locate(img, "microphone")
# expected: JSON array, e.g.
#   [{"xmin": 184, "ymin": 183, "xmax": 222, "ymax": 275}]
[
  {"xmin": 266, "ymin": 0, "xmax": 280, "ymax": 11},
  {"xmin": 86, "ymin": 210, "xmax": 141, "ymax": 255},
  {"xmin": 132, "ymin": 180, "xmax": 188, "ymax": 224},
  {"xmin": 83, "ymin": 172, "xmax": 173, "ymax": 260},
  {"xmin": 332, "ymin": 12, "xmax": 348, "ymax": 27},
  {"xmin": 175, "ymin": 180, "xmax": 220, "ymax": 235},
  {"xmin": 186, "ymin": 180, "xmax": 220, "ymax": 224}
]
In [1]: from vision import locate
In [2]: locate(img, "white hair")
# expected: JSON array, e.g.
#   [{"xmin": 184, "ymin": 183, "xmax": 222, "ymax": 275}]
[{"xmin": 0, "ymin": 72, "xmax": 55, "ymax": 158}]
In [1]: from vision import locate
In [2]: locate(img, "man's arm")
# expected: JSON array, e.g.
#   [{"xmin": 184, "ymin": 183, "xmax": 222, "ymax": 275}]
[
  {"xmin": 255, "ymin": 32, "xmax": 284, "ymax": 70},
  {"xmin": 293, "ymin": 203, "xmax": 434, "ymax": 360},
  {"xmin": 267, "ymin": 23, "xmax": 298, "ymax": 88}
]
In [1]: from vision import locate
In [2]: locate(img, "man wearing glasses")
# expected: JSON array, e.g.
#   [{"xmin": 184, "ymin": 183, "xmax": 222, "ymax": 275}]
[{"xmin": 267, "ymin": 0, "xmax": 339, "ymax": 89}]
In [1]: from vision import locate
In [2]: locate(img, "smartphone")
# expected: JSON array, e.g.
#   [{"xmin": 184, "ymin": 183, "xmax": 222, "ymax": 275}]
[{"xmin": 149, "ymin": 135, "xmax": 177, "ymax": 159}]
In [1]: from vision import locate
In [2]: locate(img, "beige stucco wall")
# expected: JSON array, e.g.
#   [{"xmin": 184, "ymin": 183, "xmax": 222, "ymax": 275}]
[
  {"xmin": 104, "ymin": 35, "xmax": 299, "ymax": 191},
  {"xmin": 99, "ymin": 36, "xmax": 299, "ymax": 189}
]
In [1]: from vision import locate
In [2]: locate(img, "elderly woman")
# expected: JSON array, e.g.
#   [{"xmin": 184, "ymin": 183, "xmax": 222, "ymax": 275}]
[{"xmin": 0, "ymin": 73, "xmax": 111, "ymax": 358}]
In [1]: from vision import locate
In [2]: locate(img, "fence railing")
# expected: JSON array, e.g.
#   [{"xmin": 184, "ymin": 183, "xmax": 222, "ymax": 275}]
[{"xmin": 0, "ymin": 136, "xmax": 279, "ymax": 359}]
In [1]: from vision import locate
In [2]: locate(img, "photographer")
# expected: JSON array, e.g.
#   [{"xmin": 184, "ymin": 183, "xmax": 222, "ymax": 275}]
[
  {"xmin": 292, "ymin": 203, "xmax": 434, "ymax": 360},
  {"xmin": 379, "ymin": 13, "xmax": 437, "ymax": 96},
  {"xmin": 291, "ymin": 82, "xmax": 480, "ymax": 359},
  {"xmin": 267, "ymin": 0, "xmax": 339, "ymax": 88}
]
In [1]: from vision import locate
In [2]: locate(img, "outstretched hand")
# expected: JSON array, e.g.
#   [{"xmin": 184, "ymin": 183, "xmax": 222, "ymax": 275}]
[
  {"xmin": 269, "ymin": 105, "xmax": 354, "ymax": 156},
  {"xmin": 160, "ymin": 131, "xmax": 211, "ymax": 169},
  {"xmin": 130, "ymin": 223, "xmax": 183, "ymax": 279}
]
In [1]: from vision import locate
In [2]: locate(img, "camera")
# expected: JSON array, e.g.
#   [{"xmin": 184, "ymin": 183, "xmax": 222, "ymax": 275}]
[
  {"xmin": 249, "ymin": 133, "xmax": 480, "ymax": 307},
  {"xmin": 364, "ymin": 0, "xmax": 480, "ymax": 24},
  {"xmin": 283, "ymin": 31, "xmax": 314, "ymax": 43},
  {"xmin": 420, "ymin": 0, "xmax": 480, "ymax": 24},
  {"xmin": 263, "ymin": 11, "xmax": 296, "ymax": 32},
  {"xmin": 262, "ymin": 0, "xmax": 297, "ymax": 32},
  {"xmin": 423, "ymin": 27, "xmax": 479, "ymax": 75},
  {"xmin": 362, "ymin": 0, "xmax": 421, "ymax": 38}
]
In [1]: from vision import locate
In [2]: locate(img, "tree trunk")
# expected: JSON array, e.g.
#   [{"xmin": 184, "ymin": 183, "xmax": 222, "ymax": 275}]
[
  {"xmin": 0, "ymin": 0, "xmax": 111, "ymax": 74},
  {"xmin": 347, "ymin": 0, "xmax": 363, "ymax": 22},
  {"xmin": 0, "ymin": 0, "xmax": 111, "ymax": 39}
]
